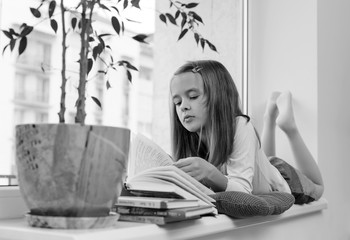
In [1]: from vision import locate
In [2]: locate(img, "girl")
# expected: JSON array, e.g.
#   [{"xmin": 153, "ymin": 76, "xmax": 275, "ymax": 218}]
[{"xmin": 170, "ymin": 60, "xmax": 324, "ymax": 202}]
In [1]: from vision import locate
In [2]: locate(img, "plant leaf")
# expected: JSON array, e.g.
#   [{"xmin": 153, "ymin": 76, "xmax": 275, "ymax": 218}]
[
  {"xmin": 97, "ymin": 36, "xmax": 105, "ymax": 48},
  {"xmin": 111, "ymin": 16, "xmax": 120, "ymax": 35},
  {"xmin": 91, "ymin": 96, "xmax": 102, "ymax": 109},
  {"xmin": 92, "ymin": 45, "xmax": 100, "ymax": 60},
  {"xmin": 166, "ymin": 13, "xmax": 177, "ymax": 25},
  {"xmin": 2, "ymin": 30, "xmax": 13, "ymax": 39},
  {"xmin": 9, "ymin": 28, "xmax": 19, "ymax": 37},
  {"xmin": 106, "ymin": 80, "xmax": 111, "ymax": 89},
  {"xmin": 200, "ymin": 38, "xmax": 205, "ymax": 50},
  {"xmin": 123, "ymin": 0, "xmax": 128, "ymax": 9},
  {"xmin": 186, "ymin": 3, "xmax": 199, "ymax": 8},
  {"xmin": 71, "ymin": 17, "xmax": 77, "ymax": 29},
  {"xmin": 10, "ymin": 39, "xmax": 16, "ymax": 51},
  {"xmin": 126, "ymin": 70, "xmax": 132, "ymax": 83},
  {"xmin": 205, "ymin": 39, "xmax": 217, "ymax": 52},
  {"xmin": 126, "ymin": 18, "xmax": 141, "ymax": 23},
  {"xmin": 50, "ymin": 19, "xmax": 58, "ymax": 33},
  {"xmin": 98, "ymin": 33, "xmax": 112, "ymax": 38},
  {"xmin": 175, "ymin": 10, "xmax": 180, "ymax": 20},
  {"xmin": 178, "ymin": 28, "xmax": 188, "ymax": 41},
  {"xmin": 194, "ymin": 33, "xmax": 200, "ymax": 45},
  {"xmin": 181, "ymin": 12, "xmax": 187, "ymax": 29},
  {"xmin": 87, "ymin": 58, "xmax": 93, "ymax": 75},
  {"xmin": 99, "ymin": 3, "xmax": 110, "ymax": 11},
  {"xmin": 2, "ymin": 44, "xmax": 9, "ymax": 55},
  {"xmin": 159, "ymin": 14, "xmax": 167, "ymax": 24},
  {"xmin": 111, "ymin": 6, "xmax": 120, "ymax": 14},
  {"xmin": 125, "ymin": 61, "xmax": 138, "ymax": 71},
  {"xmin": 20, "ymin": 25, "xmax": 33, "ymax": 36},
  {"xmin": 30, "ymin": 8, "xmax": 41, "ymax": 18},
  {"xmin": 18, "ymin": 37, "xmax": 27, "ymax": 56},
  {"xmin": 131, "ymin": 0, "xmax": 141, "ymax": 9},
  {"xmin": 190, "ymin": 11, "xmax": 203, "ymax": 24},
  {"xmin": 132, "ymin": 34, "xmax": 148, "ymax": 44},
  {"xmin": 49, "ymin": 0, "xmax": 56, "ymax": 18}
]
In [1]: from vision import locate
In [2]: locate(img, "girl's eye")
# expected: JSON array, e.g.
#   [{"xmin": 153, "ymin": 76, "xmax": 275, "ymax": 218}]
[
  {"xmin": 189, "ymin": 95, "xmax": 198, "ymax": 100},
  {"xmin": 174, "ymin": 101, "xmax": 181, "ymax": 106}
]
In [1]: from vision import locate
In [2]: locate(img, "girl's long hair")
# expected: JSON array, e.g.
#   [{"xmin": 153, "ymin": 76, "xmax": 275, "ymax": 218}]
[{"xmin": 170, "ymin": 60, "xmax": 249, "ymax": 168}]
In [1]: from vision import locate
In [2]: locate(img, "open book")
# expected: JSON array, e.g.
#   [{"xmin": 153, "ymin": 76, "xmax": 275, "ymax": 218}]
[{"xmin": 124, "ymin": 133, "xmax": 216, "ymax": 210}]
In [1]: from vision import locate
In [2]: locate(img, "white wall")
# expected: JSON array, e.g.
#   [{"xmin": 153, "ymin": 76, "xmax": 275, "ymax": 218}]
[
  {"xmin": 318, "ymin": 0, "xmax": 350, "ymax": 238},
  {"xmin": 249, "ymin": 0, "xmax": 318, "ymax": 165},
  {"xmin": 249, "ymin": 0, "xmax": 350, "ymax": 239}
]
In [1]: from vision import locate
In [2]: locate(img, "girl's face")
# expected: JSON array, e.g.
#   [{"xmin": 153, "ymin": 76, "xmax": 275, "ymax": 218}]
[{"xmin": 171, "ymin": 72, "xmax": 208, "ymax": 134}]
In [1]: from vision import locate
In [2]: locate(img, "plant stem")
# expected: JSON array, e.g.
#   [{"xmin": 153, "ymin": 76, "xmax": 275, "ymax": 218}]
[
  {"xmin": 76, "ymin": 0, "xmax": 89, "ymax": 124},
  {"xmin": 58, "ymin": 0, "xmax": 67, "ymax": 123}
]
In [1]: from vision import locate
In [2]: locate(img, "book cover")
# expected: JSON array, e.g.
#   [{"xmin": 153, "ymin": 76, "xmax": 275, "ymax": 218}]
[
  {"xmin": 115, "ymin": 205, "xmax": 215, "ymax": 218},
  {"xmin": 116, "ymin": 196, "xmax": 199, "ymax": 209},
  {"xmin": 118, "ymin": 214, "xmax": 200, "ymax": 225}
]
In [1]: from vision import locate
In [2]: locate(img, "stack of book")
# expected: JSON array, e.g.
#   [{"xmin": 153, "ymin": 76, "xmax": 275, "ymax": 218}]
[
  {"xmin": 115, "ymin": 133, "xmax": 217, "ymax": 225},
  {"xmin": 114, "ymin": 196, "xmax": 215, "ymax": 225}
]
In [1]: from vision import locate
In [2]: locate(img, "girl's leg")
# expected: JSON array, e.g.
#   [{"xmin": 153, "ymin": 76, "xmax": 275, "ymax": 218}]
[
  {"xmin": 261, "ymin": 92, "xmax": 281, "ymax": 157},
  {"xmin": 276, "ymin": 91, "xmax": 324, "ymax": 187}
]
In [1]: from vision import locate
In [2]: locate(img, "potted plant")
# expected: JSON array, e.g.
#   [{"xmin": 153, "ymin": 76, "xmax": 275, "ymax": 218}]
[{"xmin": 2, "ymin": 0, "xmax": 216, "ymax": 229}]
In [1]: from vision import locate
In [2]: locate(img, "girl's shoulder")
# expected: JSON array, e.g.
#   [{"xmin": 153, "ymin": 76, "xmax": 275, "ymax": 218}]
[
  {"xmin": 235, "ymin": 116, "xmax": 256, "ymax": 134},
  {"xmin": 235, "ymin": 116, "xmax": 260, "ymax": 147},
  {"xmin": 236, "ymin": 115, "xmax": 253, "ymax": 127}
]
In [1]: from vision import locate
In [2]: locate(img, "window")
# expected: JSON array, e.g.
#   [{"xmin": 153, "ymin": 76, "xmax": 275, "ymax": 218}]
[{"xmin": 0, "ymin": 0, "xmax": 156, "ymax": 186}]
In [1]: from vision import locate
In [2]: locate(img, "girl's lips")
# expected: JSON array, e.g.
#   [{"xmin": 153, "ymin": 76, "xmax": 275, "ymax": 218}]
[{"xmin": 183, "ymin": 115, "xmax": 194, "ymax": 122}]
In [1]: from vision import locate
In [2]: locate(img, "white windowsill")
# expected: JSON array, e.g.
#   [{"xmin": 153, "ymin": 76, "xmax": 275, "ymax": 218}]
[
  {"xmin": 0, "ymin": 186, "xmax": 28, "ymax": 220},
  {"xmin": 0, "ymin": 198, "xmax": 328, "ymax": 240}
]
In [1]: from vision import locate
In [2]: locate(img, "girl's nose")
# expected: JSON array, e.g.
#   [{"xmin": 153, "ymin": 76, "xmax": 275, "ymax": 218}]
[{"xmin": 180, "ymin": 100, "xmax": 190, "ymax": 111}]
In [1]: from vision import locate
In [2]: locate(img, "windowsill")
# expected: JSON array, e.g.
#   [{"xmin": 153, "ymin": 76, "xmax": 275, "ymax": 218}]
[{"xmin": 0, "ymin": 198, "xmax": 327, "ymax": 240}]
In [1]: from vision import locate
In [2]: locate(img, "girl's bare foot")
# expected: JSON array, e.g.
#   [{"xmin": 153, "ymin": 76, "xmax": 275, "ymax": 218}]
[
  {"xmin": 276, "ymin": 91, "xmax": 297, "ymax": 133},
  {"xmin": 264, "ymin": 91, "xmax": 281, "ymax": 123}
]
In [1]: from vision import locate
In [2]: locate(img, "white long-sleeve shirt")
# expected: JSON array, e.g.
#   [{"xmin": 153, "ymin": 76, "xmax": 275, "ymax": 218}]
[{"xmin": 220, "ymin": 117, "xmax": 291, "ymax": 194}]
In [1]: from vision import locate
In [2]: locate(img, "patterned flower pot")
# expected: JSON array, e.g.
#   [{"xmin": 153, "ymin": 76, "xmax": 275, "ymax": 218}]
[{"xmin": 15, "ymin": 124, "xmax": 130, "ymax": 228}]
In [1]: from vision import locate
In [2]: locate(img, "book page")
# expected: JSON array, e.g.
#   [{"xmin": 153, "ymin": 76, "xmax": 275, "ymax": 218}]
[
  {"xmin": 128, "ymin": 133, "xmax": 174, "ymax": 178},
  {"xmin": 131, "ymin": 166, "xmax": 215, "ymax": 204}
]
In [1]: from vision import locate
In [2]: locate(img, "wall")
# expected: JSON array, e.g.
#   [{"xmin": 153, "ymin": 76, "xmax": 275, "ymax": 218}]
[
  {"xmin": 249, "ymin": 0, "xmax": 350, "ymax": 239},
  {"xmin": 249, "ymin": 0, "xmax": 318, "ymax": 165},
  {"xmin": 318, "ymin": 0, "xmax": 350, "ymax": 238}
]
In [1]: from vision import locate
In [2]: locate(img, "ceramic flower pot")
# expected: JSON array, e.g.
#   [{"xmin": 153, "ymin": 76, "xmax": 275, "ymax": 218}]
[{"xmin": 15, "ymin": 124, "xmax": 130, "ymax": 220}]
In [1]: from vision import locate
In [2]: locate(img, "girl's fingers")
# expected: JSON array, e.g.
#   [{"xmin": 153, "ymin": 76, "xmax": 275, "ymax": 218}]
[{"xmin": 174, "ymin": 158, "xmax": 192, "ymax": 168}]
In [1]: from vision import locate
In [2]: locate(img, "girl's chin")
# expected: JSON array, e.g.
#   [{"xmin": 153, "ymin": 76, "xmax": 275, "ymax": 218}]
[{"xmin": 184, "ymin": 124, "xmax": 201, "ymax": 133}]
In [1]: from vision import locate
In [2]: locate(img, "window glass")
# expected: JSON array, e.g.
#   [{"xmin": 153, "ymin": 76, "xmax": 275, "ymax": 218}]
[
  {"xmin": 0, "ymin": 0, "xmax": 155, "ymax": 186},
  {"xmin": 0, "ymin": 0, "xmax": 245, "ymax": 186}
]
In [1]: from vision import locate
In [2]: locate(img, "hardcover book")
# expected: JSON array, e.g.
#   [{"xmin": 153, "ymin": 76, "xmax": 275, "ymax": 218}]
[
  {"xmin": 115, "ymin": 205, "xmax": 215, "ymax": 218},
  {"xmin": 118, "ymin": 214, "xmax": 200, "ymax": 225},
  {"xmin": 124, "ymin": 133, "xmax": 216, "ymax": 212},
  {"xmin": 116, "ymin": 196, "xmax": 199, "ymax": 209}
]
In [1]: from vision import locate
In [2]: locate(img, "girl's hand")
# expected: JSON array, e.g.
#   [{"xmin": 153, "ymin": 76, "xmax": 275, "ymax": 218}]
[{"xmin": 174, "ymin": 157, "xmax": 214, "ymax": 182}]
